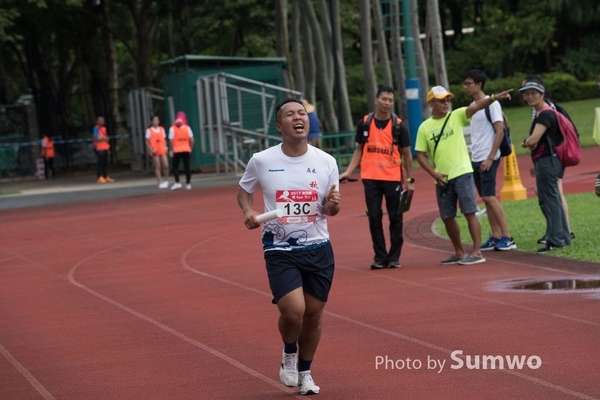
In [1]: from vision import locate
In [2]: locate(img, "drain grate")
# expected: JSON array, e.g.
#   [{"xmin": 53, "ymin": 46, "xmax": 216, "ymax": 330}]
[{"xmin": 511, "ymin": 279, "xmax": 600, "ymax": 291}]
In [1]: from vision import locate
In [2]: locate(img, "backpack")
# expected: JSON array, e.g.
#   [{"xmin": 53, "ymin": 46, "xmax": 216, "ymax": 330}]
[
  {"xmin": 361, "ymin": 112, "xmax": 403, "ymax": 146},
  {"xmin": 484, "ymin": 106, "xmax": 512, "ymax": 157},
  {"xmin": 541, "ymin": 107, "xmax": 581, "ymax": 167}
]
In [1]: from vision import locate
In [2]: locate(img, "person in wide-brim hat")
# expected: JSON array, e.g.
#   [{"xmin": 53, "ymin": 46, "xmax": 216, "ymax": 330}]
[{"xmin": 302, "ymin": 99, "xmax": 315, "ymax": 113}]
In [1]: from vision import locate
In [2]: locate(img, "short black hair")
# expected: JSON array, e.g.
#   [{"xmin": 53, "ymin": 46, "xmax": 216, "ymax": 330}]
[
  {"xmin": 463, "ymin": 69, "xmax": 487, "ymax": 90},
  {"xmin": 275, "ymin": 98, "xmax": 303, "ymax": 122},
  {"xmin": 376, "ymin": 86, "xmax": 395, "ymax": 97}
]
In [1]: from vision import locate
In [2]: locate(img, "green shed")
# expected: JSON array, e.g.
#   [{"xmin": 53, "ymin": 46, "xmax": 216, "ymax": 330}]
[{"xmin": 160, "ymin": 55, "xmax": 299, "ymax": 173}]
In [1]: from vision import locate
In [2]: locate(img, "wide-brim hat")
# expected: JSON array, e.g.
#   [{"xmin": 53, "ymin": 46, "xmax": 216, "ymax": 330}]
[
  {"xmin": 302, "ymin": 99, "xmax": 315, "ymax": 113},
  {"xmin": 427, "ymin": 86, "xmax": 454, "ymax": 102}
]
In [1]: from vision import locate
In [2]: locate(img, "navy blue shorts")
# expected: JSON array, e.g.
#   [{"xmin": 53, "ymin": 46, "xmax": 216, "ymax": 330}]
[
  {"xmin": 472, "ymin": 158, "xmax": 500, "ymax": 197},
  {"xmin": 264, "ymin": 241, "xmax": 335, "ymax": 304}
]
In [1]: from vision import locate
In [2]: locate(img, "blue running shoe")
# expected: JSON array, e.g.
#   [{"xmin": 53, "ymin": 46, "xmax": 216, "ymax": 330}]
[
  {"xmin": 494, "ymin": 236, "xmax": 517, "ymax": 251},
  {"xmin": 481, "ymin": 236, "xmax": 499, "ymax": 251}
]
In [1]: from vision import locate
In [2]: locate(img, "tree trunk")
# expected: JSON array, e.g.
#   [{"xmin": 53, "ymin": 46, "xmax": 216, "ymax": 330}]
[
  {"xmin": 331, "ymin": 0, "xmax": 353, "ymax": 131},
  {"xmin": 290, "ymin": 0, "xmax": 305, "ymax": 94},
  {"xmin": 102, "ymin": 0, "xmax": 123, "ymax": 161},
  {"xmin": 371, "ymin": 0, "xmax": 393, "ymax": 88},
  {"xmin": 300, "ymin": 0, "xmax": 338, "ymax": 132},
  {"xmin": 427, "ymin": 0, "xmax": 449, "ymax": 89},
  {"xmin": 359, "ymin": 0, "xmax": 377, "ymax": 114},
  {"xmin": 388, "ymin": 0, "xmax": 407, "ymax": 119},
  {"xmin": 128, "ymin": 0, "xmax": 154, "ymax": 87},
  {"xmin": 410, "ymin": 0, "xmax": 430, "ymax": 116},
  {"xmin": 274, "ymin": 0, "xmax": 293, "ymax": 89},
  {"xmin": 318, "ymin": 0, "xmax": 334, "ymax": 93},
  {"xmin": 301, "ymin": 19, "xmax": 316, "ymax": 103},
  {"xmin": 167, "ymin": 6, "xmax": 175, "ymax": 59}
]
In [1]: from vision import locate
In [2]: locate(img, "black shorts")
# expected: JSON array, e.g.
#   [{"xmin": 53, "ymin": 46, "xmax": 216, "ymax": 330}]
[
  {"xmin": 264, "ymin": 241, "xmax": 335, "ymax": 304},
  {"xmin": 472, "ymin": 158, "xmax": 500, "ymax": 197}
]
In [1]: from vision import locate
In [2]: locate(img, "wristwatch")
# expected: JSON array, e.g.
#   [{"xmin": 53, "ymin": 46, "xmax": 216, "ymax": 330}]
[{"xmin": 406, "ymin": 177, "xmax": 415, "ymax": 183}]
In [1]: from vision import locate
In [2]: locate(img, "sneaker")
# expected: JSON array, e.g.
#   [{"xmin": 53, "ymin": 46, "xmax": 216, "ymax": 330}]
[
  {"xmin": 97, "ymin": 177, "xmax": 106, "ymax": 184},
  {"xmin": 458, "ymin": 255, "xmax": 486, "ymax": 265},
  {"xmin": 298, "ymin": 370, "xmax": 320, "ymax": 395},
  {"xmin": 159, "ymin": 181, "xmax": 169, "ymax": 189},
  {"xmin": 570, "ymin": 232, "xmax": 575, "ymax": 240},
  {"xmin": 185, "ymin": 184, "xmax": 192, "ymax": 190},
  {"xmin": 494, "ymin": 236, "xmax": 517, "ymax": 251},
  {"xmin": 170, "ymin": 183, "xmax": 182, "ymax": 191},
  {"xmin": 536, "ymin": 245, "xmax": 557, "ymax": 254},
  {"xmin": 105, "ymin": 176, "xmax": 115, "ymax": 183},
  {"xmin": 279, "ymin": 352, "xmax": 298, "ymax": 387},
  {"xmin": 595, "ymin": 172, "xmax": 600, "ymax": 197},
  {"xmin": 481, "ymin": 236, "xmax": 499, "ymax": 251},
  {"xmin": 387, "ymin": 262, "xmax": 401, "ymax": 268},
  {"xmin": 537, "ymin": 237, "xmax": 547, "ymax": 245},
  {"xmin": 440, "ymin": 255, "xmax": 463, "ymax": 265},
  {"xmin": 370, "ymin": 262, "xmax": 385, "ymax": 270}
]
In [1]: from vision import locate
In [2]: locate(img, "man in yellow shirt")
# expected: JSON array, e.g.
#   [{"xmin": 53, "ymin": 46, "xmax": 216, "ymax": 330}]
[{"xmin": 415, "ymin": 86, "xmax": 512, "ymax": 265}]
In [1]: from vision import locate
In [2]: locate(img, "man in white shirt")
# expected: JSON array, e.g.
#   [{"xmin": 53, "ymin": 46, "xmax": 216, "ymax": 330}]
[
  {"xmin": 463, "ymin": 69, "xmax": 516, "ymax": 251},
  {"xmin": 237, "ymin": 98, "xmax": 341, "ymax": 395}
]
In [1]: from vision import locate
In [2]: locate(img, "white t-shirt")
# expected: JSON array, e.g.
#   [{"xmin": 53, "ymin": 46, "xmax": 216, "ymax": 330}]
[
  {"xmin": 469, "ymin": 97, "xmax": 503, "ymax": 162},
  {"xmin": 168, "ymin": 126, "xmax": 194, "ymax": 139},
  {"xmin": 145, "ymin": 126, "xmax": 165, "ymax": 139},
  {"xmin": 239, "ymin": 144, "xmax": 339, "ymax": 251}
]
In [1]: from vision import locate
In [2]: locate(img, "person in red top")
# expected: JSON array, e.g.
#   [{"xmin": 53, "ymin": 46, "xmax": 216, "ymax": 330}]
[
  {"xmin": 146, "ymin": 115, "xmax": 169, "ymax": 189},
  {"xmin": 40, "ymin": 134, "xmax": 55, "ymax": 179},
  {"xmin": 93, "ymin": 116, "xmax": 114, "ymax": 183},
  {"xmin": 339, "ymin": 86, "xmax": 415, "ymax": 269},
  {"xmin": 168, "ymin": 111, "xmax": 194, "ymax": 190}
]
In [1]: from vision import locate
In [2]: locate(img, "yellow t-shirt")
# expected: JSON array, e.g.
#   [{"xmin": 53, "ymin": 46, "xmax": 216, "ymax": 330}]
[{"xmin": 415, "ymin": 107, "xmax": 473, "ymax": 180}]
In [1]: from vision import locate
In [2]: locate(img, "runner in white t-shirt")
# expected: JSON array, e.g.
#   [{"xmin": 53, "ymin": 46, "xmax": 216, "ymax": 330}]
[{"xmin": 237, "ymin": 98, "xmax": 341, "ymax": 396}]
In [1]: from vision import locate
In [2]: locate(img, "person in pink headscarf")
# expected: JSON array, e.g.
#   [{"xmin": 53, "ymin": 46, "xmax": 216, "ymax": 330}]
[{"xmin": 168, "ymin": 111, "xmax": 194, "ymax": 190}]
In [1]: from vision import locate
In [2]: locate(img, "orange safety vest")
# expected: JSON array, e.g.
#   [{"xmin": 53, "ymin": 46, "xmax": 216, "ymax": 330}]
[
  {"xmin": 94, "ymin": 125, "xmax": 110, "ymax": 151},
  {"xmin": 359, "ymin": 115, "xmax": 402, "ymax": 181},
  {"xmin": 146, "ymin": 126, "xmax": 167, "ymax": 156},
  {"xmin": 42, "ymin": 136, "xmax": 55, "ymax": 158},
  {"xmin": 171, "ymin": 125, "xmax": 192, "ymax": 153}
]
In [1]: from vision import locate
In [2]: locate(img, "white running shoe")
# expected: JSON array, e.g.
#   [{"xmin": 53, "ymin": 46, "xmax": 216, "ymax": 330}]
[
  {"xmin": 170, "ymin": 183, "xmax": 182, "ymax": 191},
  {"xmin": 159, "ymin": 181, "xmax": 169, "ymax": 189},
  {"xmin": 185, "ymin": 184, "xmax": 192, "ymax": 190},
  {"xmin": 279, "ymin": 352, "xmax": 298, "ymax": 387},
  {"xmin": 298, "ymin": 370, "xmax": 320, "ymax": 395}
]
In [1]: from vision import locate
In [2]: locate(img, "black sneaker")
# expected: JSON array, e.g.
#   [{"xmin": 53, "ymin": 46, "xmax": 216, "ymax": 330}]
[
  {"xmin": 370, "ymin": 262, "xmax": 385, "ymax": 270},
  {"xmin": 570, "ymin": 232, "xmax": 575, "ymax": 240},
  {"xmin": 387, "ymin": 262, "xmax": 401, "ymax": 268},
  {"xmin": 537, "ymin": 237, "xmax": 547, "ymax": 245},
  {"xmin": 536, "ymin": 245, "xmax": 557, "ymax": 254}
]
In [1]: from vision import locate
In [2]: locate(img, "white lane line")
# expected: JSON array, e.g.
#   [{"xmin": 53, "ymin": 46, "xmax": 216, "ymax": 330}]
[
  {"xmin": 181, "ymin": 240, "xmax": 599, "ymax": 400},
  {"xmin": 335, "ymin": 264, "xmax": 600, "ymax": 328},
  {"xmin": 67, "ymin": 242, "xmax": 303, "ymax": 399},
  {"xmin": 0, "ymin": 342, "xmax": 56, "ymax": 400}
]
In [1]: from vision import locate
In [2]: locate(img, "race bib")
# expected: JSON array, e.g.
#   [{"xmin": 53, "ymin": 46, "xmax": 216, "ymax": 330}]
[{"xmin": 275, "ymin": 189, "xmax": 318, "ymax": 224}]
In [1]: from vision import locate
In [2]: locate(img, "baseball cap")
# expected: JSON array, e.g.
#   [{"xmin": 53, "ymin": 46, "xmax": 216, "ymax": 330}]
[
  {"xmin": 427, "ymin": 86, "xmax": 454, "ymax": 102},
  {"xmin": 518, "ymin": 81, "xmax": 545, "ymax": 94}
]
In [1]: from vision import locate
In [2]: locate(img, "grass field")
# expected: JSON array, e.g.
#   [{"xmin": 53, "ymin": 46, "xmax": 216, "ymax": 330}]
[
  {"xmin": 503, "ymin": 98, "xmax": 600, "ymax": 155},
  {"xmin": 434, "ymin": 192, "xmax": 600, "ymax": 263}
]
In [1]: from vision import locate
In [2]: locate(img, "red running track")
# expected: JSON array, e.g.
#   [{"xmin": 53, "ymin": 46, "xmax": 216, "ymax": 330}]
[{"xmin": 1, "ymin": 148, "xmax": 599, "ymax": 399}]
